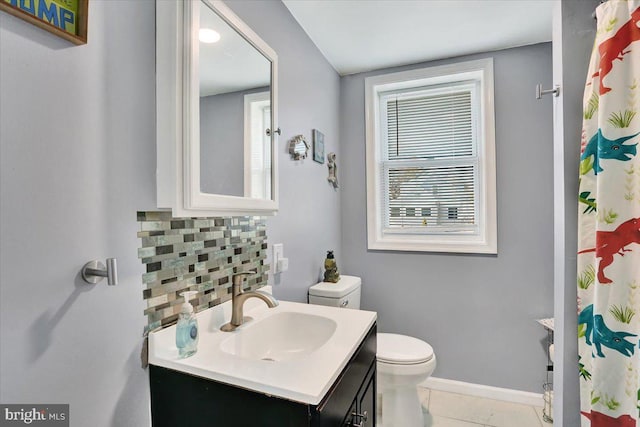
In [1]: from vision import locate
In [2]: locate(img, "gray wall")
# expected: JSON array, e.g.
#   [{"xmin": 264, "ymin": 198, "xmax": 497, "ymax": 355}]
[
  {"xmin": 552, "ymin": 0, "xmax": 599, "ymax": 425},
  {"xmin": 225, "ymin": 1, "xmax": 342, "ymax": 304},
  {"xmin": 0, "ymin": 1, "xmax": 340, "ymax": 426},
  {"xmin": 200, "ymin": 91, "xmax": 245, "ymax": 196},
  {"xmin": 0, "ymin": 1, "xmax": 155, "ymax": 426},
  {"xmin": 339, "ymin": 43, "xmax": 554, "ymax": 393},
  {"xmin": 200, "ymin": 87, "xmax": 269, "ymax": 196}
]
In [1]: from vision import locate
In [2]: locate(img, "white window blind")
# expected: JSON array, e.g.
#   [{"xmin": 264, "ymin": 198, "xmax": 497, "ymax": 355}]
[{"xmin": 380, "ymin": 82, "xmax": 479, "ymax": 234}]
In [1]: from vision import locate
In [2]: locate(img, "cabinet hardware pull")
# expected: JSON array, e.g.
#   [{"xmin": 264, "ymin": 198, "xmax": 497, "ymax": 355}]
[
  {"xmin": 341, "ymin": 300, "xmax": 349, "ymax": 307},
  {"xmin": 351, "ymin": 410, "xmax": 368, "ymax": 426}
]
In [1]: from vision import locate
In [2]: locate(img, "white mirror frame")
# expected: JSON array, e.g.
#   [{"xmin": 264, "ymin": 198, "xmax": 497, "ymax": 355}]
[{"xmin": 156, "ymin": 0, "xmax": 279, "ymax": 217}]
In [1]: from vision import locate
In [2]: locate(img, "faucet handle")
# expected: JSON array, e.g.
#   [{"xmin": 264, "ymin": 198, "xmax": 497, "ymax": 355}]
[{"xmin": 232, "ymin": 270, "xmax": 257, "ymax": 286}]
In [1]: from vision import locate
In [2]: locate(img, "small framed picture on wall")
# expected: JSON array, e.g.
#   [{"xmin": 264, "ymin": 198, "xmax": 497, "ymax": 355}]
[
  {"xmin": 0, "ymin": 0, "xmax": 89, "ymax": 45},
  {"xmin": 313, "ymin": 129, "xmax": 325, "ymax": 164}
]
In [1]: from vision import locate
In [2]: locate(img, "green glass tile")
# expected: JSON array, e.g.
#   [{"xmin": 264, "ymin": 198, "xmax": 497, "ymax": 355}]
[
  {"xmin": 164, "ymin": 258, "xmax": 186, "ymax": 269},
  {"xmin": 190, "ymin": 241, "xmax": 205, "ymax": 251},
  {"xmin": 161, "ymin": 314, "xmax": 179, "ymax": 327},
  {"xmin": 194, "ymin": 303, "xmax": 209, "ymax": 312},
  {"xmin": 195, "ymin": 231, "xmax": 224, "ymax": 241},
  {"xmin": 147, "ymin": 294, "xmax": 169, "ymax": 308},
  {"xmin": 161, "ymin": 254, "xmax": 196, "ymax": 269},
  {"xmin": 145, "ymin": 321, "xmax": 162, "ymax": 334},
  {"xmin": 138, "ymin": 247, "xmax": 156, "ymax": 258},
  {"xmin": 140, "ymin": 221, "xmax": 171, "ymax": 232},
  {"xmin": 139, "ymin": 211, "xmax": 173, "ymax": 221},
  {"xmin": 142, "ymin": 271, "xmax": 158, "ymax": 284},
  {"xmin": 141, "ymin": 252, "xmax": 185, "ymax": 265},
  {"xmin": 193, "ymin": 219, "xmax": 216, "ymax": 228},
  {"xmin": 141, "ymin": 234, "xmax": 184, "ymax": 247},
  {"xmin": 198, "ymin": 281, "xmax": 214, "ymax": 292}
]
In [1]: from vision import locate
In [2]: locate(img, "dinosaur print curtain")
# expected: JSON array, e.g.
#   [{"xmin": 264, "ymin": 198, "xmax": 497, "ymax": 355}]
[{"xmin": 578, "ymin": 1, "xmax": 640, "ymax": 426}]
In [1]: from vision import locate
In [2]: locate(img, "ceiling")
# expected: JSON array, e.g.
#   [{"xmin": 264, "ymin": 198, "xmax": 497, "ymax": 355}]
[
  {"xmin": 282, "ymin": 0, "xmax": 554, "ymax": 76},
  {"xmin": 200, "ymin": 2, "xmax": 270, "ymax": 97}
]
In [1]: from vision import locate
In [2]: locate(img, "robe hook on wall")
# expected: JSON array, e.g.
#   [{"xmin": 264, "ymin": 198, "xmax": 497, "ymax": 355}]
[{"xmin": 81, "ymin": 258, "xmax": 118, "ymax": 285}]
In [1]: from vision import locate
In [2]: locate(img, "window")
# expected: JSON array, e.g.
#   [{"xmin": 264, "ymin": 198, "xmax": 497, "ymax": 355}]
[{"xmin": 365, "ymin": 59, "xmax": 497, "ymax": 253}]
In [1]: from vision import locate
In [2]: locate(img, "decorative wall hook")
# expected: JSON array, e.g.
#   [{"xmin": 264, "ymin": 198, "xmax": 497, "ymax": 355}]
[
  {"xmin": 289, "ymin": 134, "xmax": 309, "ymax": 160},
  {"xmin": 327, "ymin": 152, "xmax": 338, "ymax": 189},
  {"xmin": 81, "ymin": 258, "xmax": 118, "ymax": 286}
]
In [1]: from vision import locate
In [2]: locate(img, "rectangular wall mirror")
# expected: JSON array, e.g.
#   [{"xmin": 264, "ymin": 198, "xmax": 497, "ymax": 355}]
[
  {"xmin": 199, "ymin": 1, "xmax": 272, "ymax": 199},
  {"xmin": 156, "ymin": 0, "xmax": 279, "ymax": 217}
]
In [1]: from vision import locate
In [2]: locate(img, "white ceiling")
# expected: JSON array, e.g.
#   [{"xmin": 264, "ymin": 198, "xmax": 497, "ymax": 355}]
[
  {"xmin": 200, "ymin": 3, "xmax": 270, "ymax": 97},
  {"xmin": 282, "ymin": 0, "xmax": 554, "ymax": 76}
]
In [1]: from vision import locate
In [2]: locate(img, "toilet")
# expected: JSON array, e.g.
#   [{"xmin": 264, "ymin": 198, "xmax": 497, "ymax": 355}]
[{"xmin": 309, "ymin": 275, "xmax": 436, "ymax": 427}]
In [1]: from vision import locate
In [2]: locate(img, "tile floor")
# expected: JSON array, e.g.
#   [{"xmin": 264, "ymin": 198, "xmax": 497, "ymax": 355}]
[{"xmin": 378, "ymin": 387, "xmax": 552, "ymax": 427}]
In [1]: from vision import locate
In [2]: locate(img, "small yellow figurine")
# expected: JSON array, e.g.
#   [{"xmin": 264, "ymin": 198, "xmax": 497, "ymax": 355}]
[{"xmin": 323, "ymin": 250, "xmax": 340, "ymax": 283}]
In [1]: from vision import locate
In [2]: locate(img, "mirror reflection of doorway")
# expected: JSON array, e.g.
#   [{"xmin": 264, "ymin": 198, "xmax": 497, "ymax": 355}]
[{"xmin": 244, "ymin": 91, "xmax": 272, "ymax": 200}]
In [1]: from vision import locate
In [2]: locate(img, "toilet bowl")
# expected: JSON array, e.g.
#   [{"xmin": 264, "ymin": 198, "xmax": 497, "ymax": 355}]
[
  {"xmin": 377, "ymin": 333, "xmax": 436, "ymax": 427},
  {"xmin": 309, "ymin": 276, "xmax": 436, "ymax": 427}
]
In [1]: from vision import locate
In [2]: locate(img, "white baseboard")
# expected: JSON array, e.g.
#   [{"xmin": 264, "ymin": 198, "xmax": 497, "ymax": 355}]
[{"xmin": 420, "ymin": 377, "xmax": 544, "ymax": 407}]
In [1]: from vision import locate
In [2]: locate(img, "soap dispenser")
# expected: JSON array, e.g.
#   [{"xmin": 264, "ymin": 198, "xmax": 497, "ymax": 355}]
[
  {"xmin": 176, "ymin": 291, "xmax": 199, "ymax": 358},
  {"xmin": 323, "ymin": 250, "xmax": 340, "ymax": 283}
]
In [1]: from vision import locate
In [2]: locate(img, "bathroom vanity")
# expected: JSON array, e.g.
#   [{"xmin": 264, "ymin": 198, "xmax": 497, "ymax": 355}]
[
  {"xmin": 148, "ymin": 293, "xmax": 377, "ymax": 427},
  {"xmin": 149, "ymin": 325, "xmax": 375, "ymax": 426}
]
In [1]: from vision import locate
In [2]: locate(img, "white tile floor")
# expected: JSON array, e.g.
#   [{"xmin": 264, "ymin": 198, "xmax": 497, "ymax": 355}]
[{"xmin": 378, "ymin": 387, "xmax": 552, "ymax": 427}]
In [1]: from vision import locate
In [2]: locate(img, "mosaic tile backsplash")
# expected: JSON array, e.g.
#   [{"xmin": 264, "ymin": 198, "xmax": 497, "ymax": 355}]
[{"xmin": 137, "ymin": 211, "xmax": 268, "ymax": 334}]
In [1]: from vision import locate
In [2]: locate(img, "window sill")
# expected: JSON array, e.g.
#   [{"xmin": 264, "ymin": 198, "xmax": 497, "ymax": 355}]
[{"xmin": 367, "ymin": 236, "xmax": 497, "ymax": 254}]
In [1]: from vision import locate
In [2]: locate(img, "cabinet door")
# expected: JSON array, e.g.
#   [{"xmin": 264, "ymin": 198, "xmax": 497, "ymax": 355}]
[
  {"xmin": 342, "ymin": 399, "xmax": 358, "ymax": 426},
  {"xmin": 343, "ymin": 363, "xmax": 376, "ymax": 427},
  {"xmin": 357, "ymin": 366, "xmax": 376, "ymax": 427},
  {"xmin": 314, "ymin": 324, "xmax": 376, "ymax": 427}
]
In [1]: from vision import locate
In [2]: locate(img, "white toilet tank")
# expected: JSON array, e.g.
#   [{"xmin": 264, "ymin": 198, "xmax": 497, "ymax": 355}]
[{"xmin": 309, "ymin": 275, "xmax": 361, "ymax": 310}]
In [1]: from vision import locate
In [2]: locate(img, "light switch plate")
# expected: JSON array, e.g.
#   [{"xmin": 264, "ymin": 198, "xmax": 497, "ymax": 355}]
[{"xmin": 273, "ymin": 243, "xmax": 284, "ymax": 274}]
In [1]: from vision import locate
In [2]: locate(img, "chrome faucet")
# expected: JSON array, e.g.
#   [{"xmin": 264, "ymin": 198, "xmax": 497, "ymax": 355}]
[{"xmin": 220, "ymin": 271, "xmax": 278, "ymax": 332}]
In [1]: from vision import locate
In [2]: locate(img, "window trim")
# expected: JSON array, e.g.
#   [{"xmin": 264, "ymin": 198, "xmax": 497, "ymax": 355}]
[{"xmin": 365, "ymin": 58, "xmax": 497, "ymax": 254}]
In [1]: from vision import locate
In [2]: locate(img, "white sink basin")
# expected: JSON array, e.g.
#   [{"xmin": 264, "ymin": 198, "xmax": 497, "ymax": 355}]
[
  {"xmin": 148, "ymin": 287, "xmax": 376, "ymax": 404},
  {"xmin": 220, "ymin": 312, "xmax": 337, "ymax": 361}
]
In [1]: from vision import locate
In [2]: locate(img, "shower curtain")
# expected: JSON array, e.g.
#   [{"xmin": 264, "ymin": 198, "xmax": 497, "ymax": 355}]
[{"xmin": 578, "ymin": 1, "xmax": 640, "ymax": 426}]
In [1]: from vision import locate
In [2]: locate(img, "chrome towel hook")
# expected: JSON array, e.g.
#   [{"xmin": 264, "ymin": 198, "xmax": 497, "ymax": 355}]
[
  {"xmin": 82, "ymin": 258, "xmax": 118, "ymax": 286},
  {"xmin": 536, "ymin": 84, "xmax": 560, "ymax": 99}
]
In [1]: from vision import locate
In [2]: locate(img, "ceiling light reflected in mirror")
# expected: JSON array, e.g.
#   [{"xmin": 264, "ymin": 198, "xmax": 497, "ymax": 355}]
[{"xmin": 199, "ymin": 28, "xmax": 221, "ymax": 43}]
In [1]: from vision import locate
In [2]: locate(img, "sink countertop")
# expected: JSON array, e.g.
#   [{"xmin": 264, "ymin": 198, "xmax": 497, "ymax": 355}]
[{"xmin": 148, "ymin": 286, "xmax": 377, "ymax": 405}]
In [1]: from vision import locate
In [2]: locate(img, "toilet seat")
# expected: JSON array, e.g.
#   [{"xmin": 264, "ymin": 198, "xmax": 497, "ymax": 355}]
[{"xmin": 377, "ymin": 333, "xmax": 434, "ymax": 365}]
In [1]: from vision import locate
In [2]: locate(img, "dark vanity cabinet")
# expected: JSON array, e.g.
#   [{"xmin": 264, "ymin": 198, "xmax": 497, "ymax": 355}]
[
  {"xmin": 340, "ymin": 364, "xmax": 375, "ymax": 427},
  {"xmin": 150, "ymin": 323, "xmax": 376, "ymax": 427}
]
